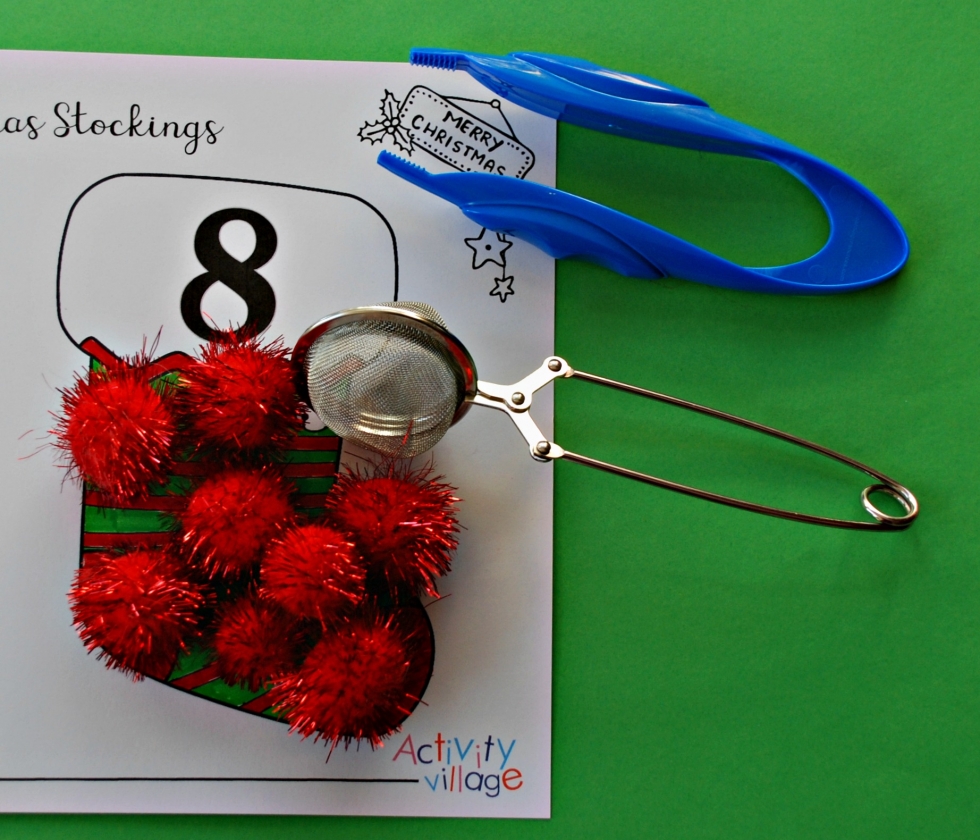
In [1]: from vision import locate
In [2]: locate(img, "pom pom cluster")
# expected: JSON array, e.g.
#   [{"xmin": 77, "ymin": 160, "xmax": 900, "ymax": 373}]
[{"xmin": 59, "ymin": 334, "xmax": 459, "ymax": 750}]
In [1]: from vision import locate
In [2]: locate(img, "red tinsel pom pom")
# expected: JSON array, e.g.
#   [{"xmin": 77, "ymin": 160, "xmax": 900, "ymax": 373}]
[
  {"xmin": 269, "ymin": 607, "xmax": 433, "ymax": 747},
  {"xmin": 69, "ymin": 547, "xmax": 208, "ymax": 680},
  {"xmin": 261, "ymin": 524, "xmax": 367, "ymax": 621},
  {"xmin": 325, "ymin": 468, "xmax": 459, "ymax": 597},
  {"xmin": 54, "ymin": 358, "xmax": 176, "ymax": 503},
  {"xmin": 179, "ymin": 333, "xmax": 304, "ymax": 452},
  {"xmin": 212, "ymin": 594, "xmax": 308, "ymax": 692},
  {"xmin": 180, "ymin": 466, "xmax": 294, "ymax": 578}
]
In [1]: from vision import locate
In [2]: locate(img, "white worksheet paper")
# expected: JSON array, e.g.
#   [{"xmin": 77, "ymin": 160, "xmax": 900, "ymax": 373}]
[{"xmin": 0, "ymin": 50, "xmax": 555, "ymax": 818}]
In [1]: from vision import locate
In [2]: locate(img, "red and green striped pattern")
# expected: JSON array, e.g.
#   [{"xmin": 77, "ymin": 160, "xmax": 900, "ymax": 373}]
[{"xmin": 78, "ymin": 338, "xmax": 341, "ymax": 720}]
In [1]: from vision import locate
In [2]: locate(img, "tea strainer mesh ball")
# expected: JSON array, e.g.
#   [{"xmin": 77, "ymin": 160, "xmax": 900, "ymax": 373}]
[{"xmin": 295, "ymin": 303, "xmax": 475, "ymax": 458}]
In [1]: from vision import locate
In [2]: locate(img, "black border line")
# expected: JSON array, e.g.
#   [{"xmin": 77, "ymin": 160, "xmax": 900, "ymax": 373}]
[
  {"xmin": 0, "ymin": 777, "xmax": 418, "ymax": 784},
  {"xmin": 55, "ymin": 172, "xmax": 401, "ymax": 354}
]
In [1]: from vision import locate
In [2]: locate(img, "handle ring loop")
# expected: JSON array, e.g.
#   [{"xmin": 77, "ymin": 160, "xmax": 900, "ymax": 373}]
[{"xmin": 861, "ymin": 484, "xmax": 918, "ymax": 527}]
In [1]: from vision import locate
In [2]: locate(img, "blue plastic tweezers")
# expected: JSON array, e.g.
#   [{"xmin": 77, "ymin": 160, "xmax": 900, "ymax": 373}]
[{"xmin": 378, "ymin": 49, "xmax": 909, "ymax": 294}]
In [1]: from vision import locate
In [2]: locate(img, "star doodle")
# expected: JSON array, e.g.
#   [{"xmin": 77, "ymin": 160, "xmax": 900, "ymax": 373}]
[
  {"xmin": 464, "ymin": 228, "xmax": 512, "ymax": 270},
  {"xmin": 357, "ymin": 91, "xmax": 413, "ymax": 153},
  {"xmin": 490, "ymin": 276, "xmax": 515, "ymax": 303}
]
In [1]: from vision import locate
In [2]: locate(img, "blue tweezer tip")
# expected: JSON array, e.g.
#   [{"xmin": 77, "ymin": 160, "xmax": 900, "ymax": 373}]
[{"xmin": 409, "ymin": 49, "xmax": 460, "ymax": 70}]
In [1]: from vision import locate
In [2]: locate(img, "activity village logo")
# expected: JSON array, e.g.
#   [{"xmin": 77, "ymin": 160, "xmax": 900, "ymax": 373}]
[
  {"xmin": 358, "ymin": 86, "xmax": 535, "ymax": 178},
  {"xmin": 391, "ymin": 733, "xmax": 524, "ymax": 798}
]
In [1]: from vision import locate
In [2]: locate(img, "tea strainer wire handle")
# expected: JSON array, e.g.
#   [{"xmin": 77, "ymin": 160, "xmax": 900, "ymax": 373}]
[{"xmin": 473, "ymin": 356, "xmax": 919, "ymax": 531}]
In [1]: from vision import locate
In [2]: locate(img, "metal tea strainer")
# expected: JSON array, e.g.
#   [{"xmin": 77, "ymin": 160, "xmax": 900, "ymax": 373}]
[{"xmin": 292, "ymin": 302, "xmax": 918, "ymax": 531}]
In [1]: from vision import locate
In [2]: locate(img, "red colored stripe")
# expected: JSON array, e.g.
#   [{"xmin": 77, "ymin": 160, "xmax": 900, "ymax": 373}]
[
  {"xmin": 169, "ymin": 460, "xmax": 336, "ymax": 479},
  {"xmin": 84, "ymin": 491, "xmax": 184, "ymax": 511},
  {"xmin": 283, "ymin": 462, "xmax": 336, "ymax": 478},
  {"xmin": 80, "ymin": 339, "xmax": 195, "ymax": 378},
  {"xmin": 169, "ymin": 461, "xmax": 209, "ymax": 476},
  {"xmin": 241, "ymin": 693, "xmax": 277, "ymax": 713},
  {"xmin": 297, "ymin": 493, "xmax": 329, "ymax": 509},
  {"xmin": 290, "ymin": 436, "xmax": 340, "ymax": 451},
  {"xmin": 83, "ymin": 532, "xmax": 168, "ymax": 549},
  {"xmin": 146, "ymin": 351, "xmax": 195, "ymax": 378},
  {"xmin": 80, "ymin": 337, "xmax": 120, "ymax": 367},
  {"xmin": 170, "ymin": 663, "xmax": 222, "ymax": 690}
]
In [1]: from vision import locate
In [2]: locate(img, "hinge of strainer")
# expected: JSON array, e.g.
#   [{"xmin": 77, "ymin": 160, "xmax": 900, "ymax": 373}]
[{"xmin": 472, "ymin": 356, "xmax": 572, "ymax": 462}]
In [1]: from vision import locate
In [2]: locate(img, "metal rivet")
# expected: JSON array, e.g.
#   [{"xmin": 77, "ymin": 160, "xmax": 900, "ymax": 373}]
[
  {"xmin": 511, "ymin": 392, "xmax": 525, "ymax": 405},
  {"xmin": 535, "ymin": 441, "xmax": 551, "ymax": 455},
  {"xmin": 548, "ymin": 359, "xmax": 562, "ymax": 371}
]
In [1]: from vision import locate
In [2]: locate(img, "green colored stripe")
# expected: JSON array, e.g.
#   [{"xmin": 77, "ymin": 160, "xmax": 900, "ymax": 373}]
[
  {"xmin": 154, "ymin": 371, "xmax": 181, "ymax": 388},
  {"xmin": 153, "ymin": 475, "xmax": 193, "ymax": 495},
  {"xmin": 291, "ymin": 477, "xmax": 336, "ymax": 494},
  {"xmin": 84, "ymin": 506, "xmax": 173, "ymax": 533},
  {"xmin": 169, "ymin": 646, "xmax": 284, "ymax": 720},
  {"xmin": 296, "ymin": 508, "xmax": 326, "ymax": 518},
  {"xmin": 88, "ymin": 361, "xmax": 177, "ymax": 393},
  {"xmin": 193, "ymin": 677, "xmax": 268, "ymax": 707},
  {"xmin": 168, "ymin": 646, "xmax": 213, "ymax": 680}
]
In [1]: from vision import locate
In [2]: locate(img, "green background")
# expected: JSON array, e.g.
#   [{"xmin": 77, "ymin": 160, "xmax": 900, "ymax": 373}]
[{"xmin": 2, "ymin": 0, "xmax": 977, "ymax": 837}]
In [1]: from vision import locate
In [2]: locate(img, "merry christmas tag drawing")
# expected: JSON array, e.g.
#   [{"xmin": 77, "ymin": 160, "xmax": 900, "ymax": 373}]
[{"xmin": 0, "ymin": 49, "xmax": 555, "ymax": 817}]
